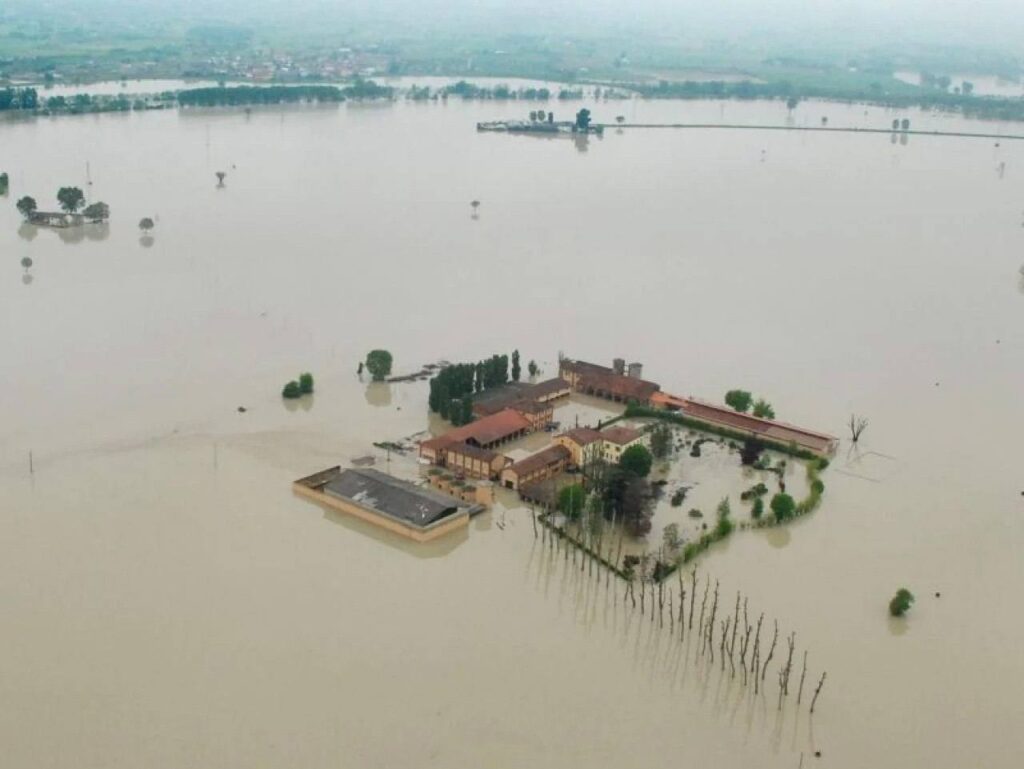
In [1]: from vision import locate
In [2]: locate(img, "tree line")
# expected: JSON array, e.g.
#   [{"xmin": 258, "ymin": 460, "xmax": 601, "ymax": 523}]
[
  {"xmin": 631, "ymin": 78, "xmax": 1024, "ymax": 123},
  {"xmin": 177, "ymin": 85, "xmax": 347, "ymax": 107},
  {"xmin": 0, "ymin": 87, "xmax": 39, "ymax": 111},
  {"xmin": 427, "ymin": 351, "xmax": 531, "ymax": 426}
]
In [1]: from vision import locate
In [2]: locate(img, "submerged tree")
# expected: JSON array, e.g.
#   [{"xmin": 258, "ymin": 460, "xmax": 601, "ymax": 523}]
[
  {"xmin": 56, "ymin": 186, "xmax": 85, "ymax": 213},
  {"xmin": 558, "ymin": 484, "xmax": 586, "ymax": 520},
  {"xmin": 365, "ymin": 349, "xmax": 393, "ymax": 381},
  {"xmin": 16, "ymin": 196, "xmax": 37, "ymax": 219},
  {"xmin": 83, "ymin": 202, "xmax": 110, "ymax": 223},
  {"xmin": 216, "ymin": 171, "xmax": 227, "ymax": 186},
  {"xmin": 619, "ymin": 444, "xmax": 653, "ymax": 478},
  {"xmin": 849, "ymin": 414, "xmax": 869, "ymax": 442},
  {"xmin": 889, "ymin": 588, "xmax": 915, "ymax": 617},
  {"xmin": 649, "ymin": 423, "xmax": 673, "ymax": 459},
  {"xmin": 770, "ymin": 493, "xmax": 796, "ymax": 522},
  {"xmin": 752, "ymin": 399, "xmax": 776, "ymax": 419},
  {"xmin": 139, "ymin": 217, "xmax": 155, "ymax": 233},
  {"xmin": 299, "ymin": 372, "xmax": 314, "ymax": 394},
  {"xmin": 725, "ymin": 389, "xmax": 753, "ymax": 413},
  {"xmin": 282, "ymin": 380, "xmax": 302, "ymax": 399}
]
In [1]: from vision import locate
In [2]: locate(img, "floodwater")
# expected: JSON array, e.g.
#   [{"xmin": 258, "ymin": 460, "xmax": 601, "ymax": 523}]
[{"xmin": 1, "ymin": 88, "xmax": 1023, "ymax": 769}]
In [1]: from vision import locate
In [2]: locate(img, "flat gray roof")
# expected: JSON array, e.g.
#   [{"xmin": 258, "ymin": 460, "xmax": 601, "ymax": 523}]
[{"xmin": 324, "ymin": 468, "xmax": 459, "ymax": 528}]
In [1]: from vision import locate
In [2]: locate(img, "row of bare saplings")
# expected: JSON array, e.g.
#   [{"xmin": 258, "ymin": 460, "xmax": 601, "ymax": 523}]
[{"xmin": 532, "ymin": 507, "xmax": 826, "ymax": 714}]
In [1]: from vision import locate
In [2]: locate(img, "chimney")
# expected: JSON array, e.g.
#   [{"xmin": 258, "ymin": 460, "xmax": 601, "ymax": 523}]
[
  {"xmin": 627, "ymin": 362, "xmax": 643, "ymax": 379},
  {"xmin": 612, "ymin": 358, "xmax": 625, "ymax": 376}
]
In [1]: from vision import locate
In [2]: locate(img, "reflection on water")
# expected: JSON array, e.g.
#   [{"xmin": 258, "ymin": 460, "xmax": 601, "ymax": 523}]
[
  {"xmin": 764, "ymin": 526, "xmax": 792, "ymax": 549},
  {"xmin": 2, "ymin": 97, "xmax": 1024, "ymax": 769},
  {"xmin": 320, "ymin": 499, "xmax": 469, "ymax": 558},
  {"xmin": 85, "ymin": 222, "xmax": 110, "ymax": 241},
  {"xmin": 365, "ymin": 382, "xmax": 392, "ymax": 407},
  {"xmin": 56, "ymin": 226, "xmax": 86, "ymax": 245},
  {"xmin": 887, "ymin": 616, "xmax": 909, "ymax": 637},
  {"xmin": 17, "ymin": 222, "xmax": 37, "ymax": 241},
  {"xmin": 21, "ymin": 272, "xmax": 33, "ymax": 286},
  {"xmin": 139, "ymin": 234, "xmax": 155, "ymax": 248}
]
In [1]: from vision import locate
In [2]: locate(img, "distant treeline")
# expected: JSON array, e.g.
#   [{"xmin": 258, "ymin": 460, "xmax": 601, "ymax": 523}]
[
  {"xmin": 633, "ymin": 79, "xmax": 1024, "ymax": 122},
  {"xmin": 178, "ymin": 85, "xmax": 344, "ymax": 106},
  {"xmin": 0, "ymin": 87, "xmax": 39, "ymax": 110},
  {"xmin": 176, "ymin": 80, "xmax": 393, "ymax": 106}
]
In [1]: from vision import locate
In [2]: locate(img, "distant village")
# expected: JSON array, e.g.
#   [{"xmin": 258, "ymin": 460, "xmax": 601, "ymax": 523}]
[{"xmin": 295, "ymin": 355, "xmax": 836, "ymax": 543}]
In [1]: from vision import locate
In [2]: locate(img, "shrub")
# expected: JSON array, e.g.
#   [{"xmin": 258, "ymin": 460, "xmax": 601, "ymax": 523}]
[
  {"xmin": 740, "ymin": 482, "xmax": 769, "ymax": 501},
  {"xmin": 889, "ymin": 588, "xmax": 915, "ymax": 617},
  {"xmin": 299, "ymin": 372, "xmax": 314, "ymax": 394},
  {"xmin": 751, "ymin": 497, "xmax": 764, "ymax": 518},
  {"xmin": 670, "ymin": 488, "xmax": 687, "ymax": 507},
  {"xmin": 282, "ymin": 380, "xmax": 302, "ymax": 398},
  {"xmin": 687, "ymin": 508, "xmax": 703, "ymax": 518}
]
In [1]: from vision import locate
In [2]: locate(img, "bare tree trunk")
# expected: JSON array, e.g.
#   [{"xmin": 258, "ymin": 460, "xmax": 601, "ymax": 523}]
[
  {"xmin": 697, "ymin": 578, "xmax": 709, "ymax": 643},
  {"xmin": 689, "ymin": 567, "xmax": 697, "ymax": 630},
  {"xmin": 810, "ymin": 672, "xmax": 827, "ymax": 714},
  {"xmin": 796, "ymin": 650, "xmax": 808, "ymax": 706},
  {"xmin": 729, "ymin": 592, "xmax": 741, "ymax": 673},
  {"xmin": 705, "ymin": 581, "xmax": 719, "ymax": 661},
  {"xmin": 782, "ymin": 633, "xmax": 796, "ymax": 695},
  {"xmin": 762, "ymin": 620, "xmax": 778, "ymax": 683}
]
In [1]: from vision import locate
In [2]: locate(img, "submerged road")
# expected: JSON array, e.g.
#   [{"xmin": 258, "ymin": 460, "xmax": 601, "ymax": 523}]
[{"xmin": 600, "ymin": 123, "xmax": 1024, "ymax": 141}]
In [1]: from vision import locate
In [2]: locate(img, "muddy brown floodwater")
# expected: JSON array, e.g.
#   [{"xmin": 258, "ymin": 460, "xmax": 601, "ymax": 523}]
[{"xmin": 1, "ymin": 89, "xmax": 1023, "ymax": 768}]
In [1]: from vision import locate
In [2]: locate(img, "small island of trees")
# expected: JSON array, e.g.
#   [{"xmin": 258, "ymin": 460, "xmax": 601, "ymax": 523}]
[{"xmin": 15, "ymin": 186, "xmax": 109, "ymax": 227}]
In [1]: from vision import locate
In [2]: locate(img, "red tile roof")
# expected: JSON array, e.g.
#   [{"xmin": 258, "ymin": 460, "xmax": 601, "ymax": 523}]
[
  {"xmin": 558, "ymin": 427, "xmax": 603, "ymax": 446},
  {"xmin": 600, "ymin": 426, "xmax": 642, "ymax": 445},
  {"xmin": 680, "ymin": 398, "xmax": 836, "ymax": 454},
  {"xmin": 420, "ymin": 408, "xmax": 532, "ymax": 452},
  {"xmin": 506, "ymin": 445, "xmax": 571, "ymax": 477}
]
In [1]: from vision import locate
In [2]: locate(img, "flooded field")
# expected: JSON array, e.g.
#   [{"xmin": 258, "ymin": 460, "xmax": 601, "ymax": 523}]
[{"xmin": 2, "ymin": 90, "xmax": 1023, "ymax": 768}]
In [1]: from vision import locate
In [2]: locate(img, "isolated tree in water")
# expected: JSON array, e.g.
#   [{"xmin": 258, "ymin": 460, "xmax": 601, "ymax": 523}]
[
  {"xmin": 16, "ymin": 195, "xmax": 37, "ymax": 219},
  {"xmin": 752, "ymin": 399, "xmax": 775, "ymax": 419},
  {"xmin": 83, "ymin": 202, "xmax": 109, "ymax": 223},
  {"xmin": 770, "ymin": 493, "xmax": 796, "ymax": 522},
  {"xmin": 724, "ymin": 389, "xmax": 753, "ymax": 413},
  {"xmin": 139, "ymin": 217, "xmax": 155, "ymax": 233},
  {"xmin": 365, "ymin": 349, "xmax": 393, "ymax": 381},
  {"xmin": 889, "ymin": 588, "xmax": 915, "ymax": 617},
  {"xmin": 575, "ymin": 108, "xmax": 591, "ymax": 130},
  {"xmin": 56, "ymin": 186, "xmax": 85, "ymax": 213}
]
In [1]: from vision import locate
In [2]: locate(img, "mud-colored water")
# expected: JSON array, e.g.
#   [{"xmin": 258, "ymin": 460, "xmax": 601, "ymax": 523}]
[{"xmin": 2, "ymin": 90, "xmax": 1023, "ymax": 768}]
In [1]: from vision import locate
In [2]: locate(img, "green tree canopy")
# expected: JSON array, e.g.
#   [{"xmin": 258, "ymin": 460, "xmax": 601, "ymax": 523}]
[
  {"xmin": 299, "ymin": 372, "xmax": 314, "ymax": 394},
  {"xmin": 83, "ymin": 202, "xmax": 109, "ymax": 222},
  {"xmin": 753, "ymin": 399, "xmax": 776, "ymax": 419},
  {"xmin": 139, "ymin": 217, "xmax": 155, "ymax": 232},
  {"xmin": 282, "ymin": 380, "xmax": 302, "ymax": 399},
  {"xmin": 557, "ymin": 484, "xmax": 586, "ymax": 520},
  {"xmin": 16, "ymin": 195, "xmax": 37, "ymax": 219},
  {"xmin": 365, "ymin": 349, "xmax": 393, "ymax": 381},
  {"xmin": 725, "ymin": 389, "xmax": 753, "ymax": 413},
  {"xmin": 511, "ymin": 349, "xmax": 521, "ymax": 382},
  {"xmin": 56, "ymin": 186, "xmax": 85, "ymax": 213},
  {"xmin": 770, "ymin": 493, "xmax": 796, "ymax": 521},
  {"xmin": 618, "ymin": 444, "xmax": 653, "ymax": 478},
  {"xmin": 889, "ymin": 588, "xmax": 915, "ymax": 617}
]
